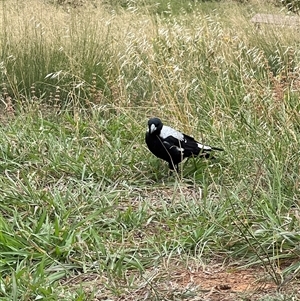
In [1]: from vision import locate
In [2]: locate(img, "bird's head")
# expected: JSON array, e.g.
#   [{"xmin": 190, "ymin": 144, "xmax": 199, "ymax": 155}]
[{"xmin": 147, "ymin": 117, "xmax": 163, "ymax": 134}]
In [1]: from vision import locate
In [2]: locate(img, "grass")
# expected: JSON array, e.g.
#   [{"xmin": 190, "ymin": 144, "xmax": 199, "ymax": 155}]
[{"xmin": 1, "ymin": 0, "xmax": 300, "ymax": 300}]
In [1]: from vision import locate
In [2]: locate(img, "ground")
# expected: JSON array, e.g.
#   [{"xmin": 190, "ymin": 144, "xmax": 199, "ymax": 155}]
[{"xmin": 60, "ymin": 261, "xmax": 300, "ymax": 300}]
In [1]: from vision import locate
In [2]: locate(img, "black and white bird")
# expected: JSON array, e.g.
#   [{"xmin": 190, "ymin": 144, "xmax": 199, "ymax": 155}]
[{"xmin": 145, "ymin": 117, "xmax": 223, "ymax": 172}]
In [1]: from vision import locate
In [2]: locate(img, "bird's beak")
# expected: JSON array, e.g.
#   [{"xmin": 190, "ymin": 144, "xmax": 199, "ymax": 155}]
[{"xmin": 150, "ymin": 124, "xmax": 156, "ymax": 134}]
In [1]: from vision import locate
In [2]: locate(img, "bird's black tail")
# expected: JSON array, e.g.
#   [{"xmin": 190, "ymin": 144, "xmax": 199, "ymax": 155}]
[{"xmin": 197, "ymin": 145, "xmax": 223, "ymax": 160}]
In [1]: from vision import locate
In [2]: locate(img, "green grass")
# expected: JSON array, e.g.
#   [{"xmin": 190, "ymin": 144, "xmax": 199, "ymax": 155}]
[{"xmin": 1, "ymin": 0, "xmax": 300, "ymax": 300}]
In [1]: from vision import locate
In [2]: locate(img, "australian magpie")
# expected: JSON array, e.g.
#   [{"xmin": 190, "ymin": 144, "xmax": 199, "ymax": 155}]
[{"xmin": 145, "ymin": 117, "xmax": 223, "ymax": 172}]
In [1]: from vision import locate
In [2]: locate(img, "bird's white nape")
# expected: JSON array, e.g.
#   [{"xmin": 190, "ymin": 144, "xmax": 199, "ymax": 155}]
[{"xmin": 160, "ymin": 125, "xmax": 184, "ymax": 140}]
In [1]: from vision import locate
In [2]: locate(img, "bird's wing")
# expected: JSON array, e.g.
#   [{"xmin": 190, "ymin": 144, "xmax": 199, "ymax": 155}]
[
  {"xmin": 183, "ymin": 133, "xmax": 213, "ymax": 151},
  {"xmin": 160, "ymin": 127, "xmax": 218, "ymax": 154},
  {"xmin": 163, "ymin": 133, "xmax": 211, "ymax": 150},
  {"xmin": 162, "ymin": 140, "xmax": 184, "ymax": 159},
  {"xmin": 162, "ymin": 139, "xmax": 183, "ymax": 149},
  {"xmin": 162, "ymin": 134, "xmax": 185, "ymax": 148}
]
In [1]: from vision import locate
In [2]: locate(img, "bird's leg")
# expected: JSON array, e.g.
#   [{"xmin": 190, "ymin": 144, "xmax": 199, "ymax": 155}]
[{"xmin": 168, "ymin": 162, "xmax": 179, "ymax": 176}]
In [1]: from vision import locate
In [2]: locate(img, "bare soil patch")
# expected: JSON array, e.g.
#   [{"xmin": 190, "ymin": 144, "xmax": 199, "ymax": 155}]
[
  {"xmin": 60, "ymin": 262, "xmax": 300, "ymax": 300},
  {"xmin": 175, "ymin": 265, "xmax": 279, "ymax": 301}
]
